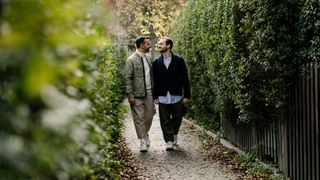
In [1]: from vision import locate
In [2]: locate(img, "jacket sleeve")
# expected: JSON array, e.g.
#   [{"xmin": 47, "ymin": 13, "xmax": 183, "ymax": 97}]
[
  {"xmin": 152, "ymin": 60, "xmax": 159, "ymax": 100},
  {"xmin": 180, "ymin": 58, "xmax": 191, "ymax": 99},
  {"xmin": 124, "ymin": 58, "xmax": 134, "ymax": 99}
]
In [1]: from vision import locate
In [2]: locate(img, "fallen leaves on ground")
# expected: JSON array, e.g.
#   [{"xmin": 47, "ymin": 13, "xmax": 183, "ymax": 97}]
[
  {"xmin": 114, "ymin": 137, "xmax": 148, "ymax": 180},
  {"xmin": 199, "ymin": 132, "xmax": 266, "ymax": 180},
  {"xmin": 115, "ymin": 126, "xmax": 270, "ymax": 179}
]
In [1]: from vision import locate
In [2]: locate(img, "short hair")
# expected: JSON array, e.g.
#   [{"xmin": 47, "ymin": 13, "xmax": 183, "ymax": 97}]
[
  {"xmin": 161, "ymin": 37, "xmax": 173, "ymax": 50},
  {"xmin": 136, "ymin": 36, "xmax": 150, "ymax": 48}
]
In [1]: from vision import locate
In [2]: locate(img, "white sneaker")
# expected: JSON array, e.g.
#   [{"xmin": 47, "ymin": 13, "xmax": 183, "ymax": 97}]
[
  {"xmin": 173, "ymin": 135, "xmax": 178, "ymax": 145},
  {"xmin": 145, "ymin": 134, "xmax": 150, "ymax": 147},
  {"xmin": 166, "ymin": 141, "xmax": 174, "ymax": 151},
  {"xmin": 140, "ymin": 138, "xmax": 148, "ymax": 152}
]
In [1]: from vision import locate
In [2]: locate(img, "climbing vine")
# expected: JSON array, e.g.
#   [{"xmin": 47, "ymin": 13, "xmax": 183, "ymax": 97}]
[{"xmin": 171, "ymin": 0, "xmax": 319, "ymax": 126}]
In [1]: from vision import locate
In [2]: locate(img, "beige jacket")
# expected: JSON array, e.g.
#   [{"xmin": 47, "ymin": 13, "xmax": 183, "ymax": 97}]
[{"xmin": 124, "ymin": 51, "xmax": 153, "ymax": 99}]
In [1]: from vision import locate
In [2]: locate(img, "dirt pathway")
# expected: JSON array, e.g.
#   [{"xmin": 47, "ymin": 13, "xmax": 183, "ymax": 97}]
[{"xmin": 123, "ymin": 102, "xmax": 240, "ymax": 180}]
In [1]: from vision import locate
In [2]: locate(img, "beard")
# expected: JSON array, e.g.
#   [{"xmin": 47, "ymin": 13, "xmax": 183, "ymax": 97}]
[
  {"xmin": 159, "ymin": 47, "xmax": 168, "ymax": 53},
  {"xmin": 144, "ymin": 47, "xmax": 150, "ymax": 53}
]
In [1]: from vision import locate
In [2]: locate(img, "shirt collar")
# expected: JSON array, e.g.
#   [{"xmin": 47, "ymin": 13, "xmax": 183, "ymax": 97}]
[
  {"xmin": 162, "ymin": 52, "xmax": 172, "ymax": 59},
  {"xmin": 163, "ymin": 56, "xmax": 172, "ymax": 61},
  {"xmin": 135, "ymin": 49, "xmax": 146, "ymax": 58}
]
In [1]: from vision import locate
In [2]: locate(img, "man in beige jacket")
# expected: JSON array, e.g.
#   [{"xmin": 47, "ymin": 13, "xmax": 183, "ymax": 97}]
[{"xmin": 124, "ymin": 36, "xmax": 155, "ymax": 152}]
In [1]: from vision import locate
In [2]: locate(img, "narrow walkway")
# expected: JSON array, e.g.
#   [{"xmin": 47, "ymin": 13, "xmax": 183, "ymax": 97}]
[{"xmin": 123, "ymin": 102, "xmax": 239, "ymax": 180}]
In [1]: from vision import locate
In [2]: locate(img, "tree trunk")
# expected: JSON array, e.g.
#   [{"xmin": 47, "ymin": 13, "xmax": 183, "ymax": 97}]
[{"xmin": 149, "ymin": 25, "xmax": 157, "ymax": 59}]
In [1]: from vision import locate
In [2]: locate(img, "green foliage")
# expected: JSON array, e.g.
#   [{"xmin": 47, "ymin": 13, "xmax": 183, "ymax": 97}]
[
  {"xmin": 113, "ymin": 0, "xmax": 187, "ymax": 57},
  {"xmin": 0, "ymin": 0, "xmax": 126, "ymax": 179},
  {"xmin": 115, "ymin": 0, "xmax": 187, "ymax": 39},
  {"xmin": 171, "ymin": 0, "xmax": 319, "ymax": 126},
  {"xmin": 234, "ymin": 153, "xmax": 272, "ymax": 178},
  {"xmin": 297, "ymin": 0, "xmax": 320, "ymax": 63},
  {"xmin": 234, "ymin": 153, "xmax": 256, "ymax": 164}
]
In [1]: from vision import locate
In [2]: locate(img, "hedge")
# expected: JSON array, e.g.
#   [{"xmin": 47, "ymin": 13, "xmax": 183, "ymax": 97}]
[
  {"xmin": 0, "ymin": 0, "xmax": 126, "ymax": 179},
  {"xmin": 171, "ymin": 0, "xmax": 319, "ymax": 128}
]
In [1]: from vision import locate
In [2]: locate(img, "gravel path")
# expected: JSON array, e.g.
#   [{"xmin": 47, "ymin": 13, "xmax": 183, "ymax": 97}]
[{"xmin": 123, "ymin": 102, "xmax": 239, "ymax": 180}]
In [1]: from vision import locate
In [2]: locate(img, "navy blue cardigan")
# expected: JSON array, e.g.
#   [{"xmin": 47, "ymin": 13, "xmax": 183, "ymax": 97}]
[{"xmin": 152, "ymin": 54, "xmax": 190, "ymax": 100}]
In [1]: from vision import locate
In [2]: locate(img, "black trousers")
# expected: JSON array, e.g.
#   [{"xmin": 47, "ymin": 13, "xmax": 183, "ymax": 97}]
[{"xmin": 159, "ymin": 100, "xmax": 184, "ymax": 143}]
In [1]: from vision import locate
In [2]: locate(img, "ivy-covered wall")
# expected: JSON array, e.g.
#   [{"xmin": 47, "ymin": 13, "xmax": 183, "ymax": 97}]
[
  {"xmin": 171, "ymin": 0, "xmax": 319, "ymax": 129},
  {"xmin": 0, "ymin": 0, "xmax": 126, "ymax": 179}
]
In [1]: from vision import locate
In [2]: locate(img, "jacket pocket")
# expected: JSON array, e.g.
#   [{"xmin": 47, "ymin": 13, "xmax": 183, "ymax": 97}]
[{"xmin": 133, "ymin": 76, "xmax": 145, "ymax": 96}]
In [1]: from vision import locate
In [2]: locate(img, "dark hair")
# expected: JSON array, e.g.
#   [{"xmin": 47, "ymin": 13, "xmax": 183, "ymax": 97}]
[
  {"xmin": 136, "ymin": 36, "xmax": 149, "ymax": 48},
  {"xmin": 163, "ymin": 37, "xmax": 173, "ymax": 50}
]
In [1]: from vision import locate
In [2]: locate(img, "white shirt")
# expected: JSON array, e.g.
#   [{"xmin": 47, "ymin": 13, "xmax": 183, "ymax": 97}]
[{"xmin": 136, "ymin": 50, "xmax": 151, "ymax": 93}]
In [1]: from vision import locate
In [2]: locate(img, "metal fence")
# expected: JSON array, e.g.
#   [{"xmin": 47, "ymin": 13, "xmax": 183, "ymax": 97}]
[
  {"xmin": 287, "ymin": 62, "xmax": 319, "ymax": 180},
  {"xmin": 222, "ymin": 62, "xmax": 319, "ymax": 180}
]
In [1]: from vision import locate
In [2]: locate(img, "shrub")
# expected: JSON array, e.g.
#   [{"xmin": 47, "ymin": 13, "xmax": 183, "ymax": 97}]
[
  {"xmin": 0, "ymin": 0, "xmax": 126, "ymax": 179},
  {"xmin": 171, "ymin": 0, "xmax": 318, "ymax": 127}
]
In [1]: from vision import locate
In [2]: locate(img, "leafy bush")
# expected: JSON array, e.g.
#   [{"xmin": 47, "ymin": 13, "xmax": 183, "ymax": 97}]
[
  {"xmin": 171, "ymin": 0, "xmax": 319, "ymax": 127},
  {"xmin": 297, "ymin": 0, "xmax": 320, "ymax": 63},
  {"xmin": 0, "ymin": 0, "xmax": 126, "ymax": 179},
  {"xmin": 234, "ymin": 153, "xmax": 272, "ymax": 178}
]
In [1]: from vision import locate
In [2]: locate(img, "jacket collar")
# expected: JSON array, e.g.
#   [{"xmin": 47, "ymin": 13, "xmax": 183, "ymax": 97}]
[
  {"xmin": 135, "ymin": 49, "xmax": 147, "ymax": 58},
  {"xmin": 160, "ymin": 52, "xmax": 176, "ymax": 70}
]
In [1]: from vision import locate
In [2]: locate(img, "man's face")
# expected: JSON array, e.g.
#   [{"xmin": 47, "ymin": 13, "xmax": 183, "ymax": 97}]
[
  {"xmin": 142, "ymin": 38, "xmax": 151, "ymax": 53},
  {"xmin": 157, "ymin": 39, "xmax": 169, "ymax": 53}
]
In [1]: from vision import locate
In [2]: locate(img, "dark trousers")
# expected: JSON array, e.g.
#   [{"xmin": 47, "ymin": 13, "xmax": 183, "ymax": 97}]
[{"xmin": 159, "ymin": 100, "xmax": 184, "ymax": 143}]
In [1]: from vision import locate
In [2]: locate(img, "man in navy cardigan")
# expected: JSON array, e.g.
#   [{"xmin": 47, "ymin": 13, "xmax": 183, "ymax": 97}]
[{"xmin": 153, "ymin": 37, "xmax": 190, "ymax": 151}]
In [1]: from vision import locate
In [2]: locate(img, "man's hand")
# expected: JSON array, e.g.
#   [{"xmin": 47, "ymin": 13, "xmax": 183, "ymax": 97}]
[
  {"xmin": 154, "ymin": 99, "xmax": 159, "ymax": 105},
  {"xmin": 182, "ymin": 98, "xmax": 190, "ymax": 104},
  {"xmin": 128, "ymin": 98, "xmax": 135, "ymax": 104}
]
